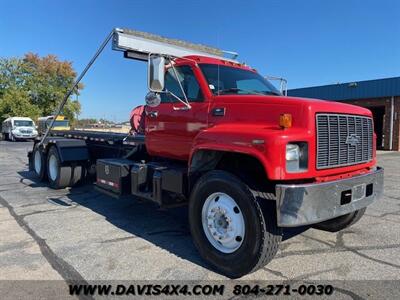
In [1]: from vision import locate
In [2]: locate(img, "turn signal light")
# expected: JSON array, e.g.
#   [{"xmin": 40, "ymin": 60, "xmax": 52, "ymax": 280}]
[{"xmin": 279, "ymin": 114, "xmax": 292, "ymax": 129}]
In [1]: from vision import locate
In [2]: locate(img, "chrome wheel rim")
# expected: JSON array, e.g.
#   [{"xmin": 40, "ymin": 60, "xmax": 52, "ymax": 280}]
[
  {"xmin": 48, "ymin": 154, "xmax": 58, "ymax": 181},
  {"xmin": 34, "ymin": 150, "xmax": 41, "ymax": 175},
  {"xmin": 201, "ymin": 192, "xmax": 245, "ymax": 253}
]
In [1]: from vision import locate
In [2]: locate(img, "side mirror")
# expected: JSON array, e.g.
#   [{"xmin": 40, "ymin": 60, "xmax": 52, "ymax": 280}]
[
  {"xmin": 148, "ymin": 55, "xmax": 165, "ymax": 92},
  {"xmin": 145, "ymin": 92, "xmax": 161, "ymax": 107}
]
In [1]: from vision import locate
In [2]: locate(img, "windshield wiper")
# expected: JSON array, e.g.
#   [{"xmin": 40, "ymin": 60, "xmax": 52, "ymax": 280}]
[
  {"xmin": 262, "ymin": 91, "xmax": 281, "ymax": 96},
  {"xmin": 216, "ymin": 88, "xmax": 280, "ymax": 96},
  {"xmin": 217, "ymin": 88, "xmax": 265, "ymax": 95}
]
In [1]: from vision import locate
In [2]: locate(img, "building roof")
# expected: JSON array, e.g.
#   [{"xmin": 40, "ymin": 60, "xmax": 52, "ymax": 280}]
[{"xmin": 288, "ymin": 76, "xmax": 400, "ymax": 101}]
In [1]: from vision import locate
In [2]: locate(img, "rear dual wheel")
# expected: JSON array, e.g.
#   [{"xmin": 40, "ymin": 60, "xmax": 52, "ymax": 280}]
[
  {"xmin": 33, "ymin": 146, "xmax": 47, "ymax": 181},
  {"xmin": 47, "ymin": 147, "xmax": 72, "ymax": 189},
  {"xmin": 47, "ymin": 147, "xmax": 86, "ymax": 189},
  {"xmin": 33, "ymin": 145, "xmax": 85, "ymax": 189}
]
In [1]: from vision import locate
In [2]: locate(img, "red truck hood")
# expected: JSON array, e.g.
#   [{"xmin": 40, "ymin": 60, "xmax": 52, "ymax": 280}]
[
  {"xmin": 206, "ymin": 94, "xmax": 376, "ymax": 180},
  {"xmin": 214, "ymin": 94, "xmax": 371, "ymax": 116},
  {"xmin": 212, "ymin": 95, "xmax": 372, "ymax": 130}
]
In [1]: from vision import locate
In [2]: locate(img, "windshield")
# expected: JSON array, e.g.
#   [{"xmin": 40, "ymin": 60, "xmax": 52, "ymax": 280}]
[
  {"xmin": 14, "ymin": 120, "xmax": 33, "ymax": 127},
  {"xmin": 199, "ymin": 64, "xmax": 280, "ymax": 96},
  {"xmin": 46, "ymin": 120, "xmax": 69, "ymax": 127}
]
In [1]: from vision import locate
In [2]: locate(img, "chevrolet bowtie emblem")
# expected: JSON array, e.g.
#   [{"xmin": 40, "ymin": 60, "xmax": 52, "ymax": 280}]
[{"xmin": 346, "ymin": 134, "xmax": 361, "ymax": 146}]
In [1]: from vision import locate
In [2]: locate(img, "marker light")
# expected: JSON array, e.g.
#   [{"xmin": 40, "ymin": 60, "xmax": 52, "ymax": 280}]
[{"xmin": 279, "ymin": 114, "xmax": 292, "ymax": 129}]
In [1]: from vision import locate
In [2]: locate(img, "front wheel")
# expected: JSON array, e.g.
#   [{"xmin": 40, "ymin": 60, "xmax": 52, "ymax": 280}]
[{"xmin": 189, "ymin": 170, "xmax": 282, "ymax": 278}]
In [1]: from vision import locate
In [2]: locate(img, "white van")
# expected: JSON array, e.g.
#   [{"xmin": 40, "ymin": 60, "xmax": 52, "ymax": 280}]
[{"xmin": 1, "ymin": 117, "xmax": 38, "ymax": 141}]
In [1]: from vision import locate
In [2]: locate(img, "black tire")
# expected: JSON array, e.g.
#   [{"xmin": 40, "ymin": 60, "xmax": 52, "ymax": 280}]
[
  {"xmin": 32, "ymin": 145, "xmax": 47, "ymax": 181},
  {"xmin": 70, "ymin": 164, "xmax": 86, "ymax": 186},
  {"xmin": 46, "ymin": 146, "xmax": 72, "ymax": 189},
  {"xmin": 189, "ymin": 170, "xmax": 282, "ymax": 278},
  {"xmin": 313, "ymin": 208, "xmax": 366, "ymax": 232}
]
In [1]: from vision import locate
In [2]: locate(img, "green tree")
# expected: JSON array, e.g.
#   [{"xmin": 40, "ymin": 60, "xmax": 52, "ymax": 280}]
[
  {"xmin": 0, "ymin": 57, "xmax": 29, "ymax": 97},
  {"xmin": 0, "ymin": 53, "xmax": 82, "ymax": 123},
  {"xmin": 74, "ymin": 118, "xmax": 98, "ymax": 127},
  {"xmin": 0, "ymin": 88, "xmax": 40, "ymax": 121}
]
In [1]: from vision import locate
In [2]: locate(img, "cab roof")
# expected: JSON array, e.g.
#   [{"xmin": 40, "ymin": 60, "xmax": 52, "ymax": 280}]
[
  {"xmin": 4, "ymin": 117, "xmax": 34, "ymax": 121},
  {"xmin": 178, "ymin": 55, "xmax": 255, "ymax": 72}
]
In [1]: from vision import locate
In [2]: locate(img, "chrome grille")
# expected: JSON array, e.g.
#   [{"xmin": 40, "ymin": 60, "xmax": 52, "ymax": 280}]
[
  {"xmin": 316, "ymin": 114, "xmax": 373, "ymax": 169},
  {"xmin": 20, "ymin": 129, "xmax": 32, "ymax": 134}
]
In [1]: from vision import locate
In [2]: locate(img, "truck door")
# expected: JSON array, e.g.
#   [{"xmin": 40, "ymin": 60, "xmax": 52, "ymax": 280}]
[{"xmin": 145, "ymin": 65, "xmax": 209, "ymax": 161}]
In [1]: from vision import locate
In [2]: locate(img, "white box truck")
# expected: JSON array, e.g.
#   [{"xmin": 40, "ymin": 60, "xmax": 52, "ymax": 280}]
[{"xmin": 1, "ymin": 117, "xmax": 38, "ymax": 141}]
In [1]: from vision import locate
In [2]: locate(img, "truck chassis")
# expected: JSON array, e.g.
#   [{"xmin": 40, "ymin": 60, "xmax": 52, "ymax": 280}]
[{"xmin": 27, "ymin": 28, "xmax": 384, "ymax": 278}]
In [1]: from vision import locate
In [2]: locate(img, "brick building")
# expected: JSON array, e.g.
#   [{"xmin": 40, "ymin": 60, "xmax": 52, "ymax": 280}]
[{"xmin": 288, "ymin": 77, "xmax": 400, "ymax": 151}]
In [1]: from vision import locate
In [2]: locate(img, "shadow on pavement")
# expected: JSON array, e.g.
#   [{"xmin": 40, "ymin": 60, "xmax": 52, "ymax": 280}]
[{"xmin": 18, "ymin": 169, "xmax": 309, "ymax": 275}]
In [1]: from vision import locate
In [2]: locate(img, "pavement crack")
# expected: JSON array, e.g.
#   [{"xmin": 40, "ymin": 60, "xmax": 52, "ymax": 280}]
[
  {"xmin": 288, "ymin": 267, "xmax": 340, "ymax": 281},
  {"xmin": 301, "ymin": 233, "xmax": 337, "ymax": 247},
  {"xmin": 335, "ymin": 231, "xmax": 400, "ymax": 270},
  {"xmin": 375, "ymin": 210, "xmax": 400, "ymax": 218},
  {"xmin": 346, "ymin": 247, "xmax": 400, "ymax": 270},
  {"xmin": 0, "ymin": 194, "xmax": 94, "ymax": 300},
  {"xmin": 331, "ymin": 285, "xmax": 366, "ymax": 300},
  {"xmin": 100, "ymin": 236, "xmax": 139, "ymax": 243},
  {"xmin": 19, "ymin": 208, "xmax": 65, "ymax": 218},
  {"xmin": 365, "ymin": 213, "xmax": 400, "ymax": 224},
  {"xmin": 262, "ymin": 267, "xmax": 288, "ymax": 279},
  {"xmin": 18, "ymin": 202, "xmax": 44, "ymax": 208},
  {"xmin": 276, "ymin": 243, "xmax": 400, "ymax": 259},
  {"xmin": 280, "ymin": 230, "xmax": 400, "ymax": 270}
]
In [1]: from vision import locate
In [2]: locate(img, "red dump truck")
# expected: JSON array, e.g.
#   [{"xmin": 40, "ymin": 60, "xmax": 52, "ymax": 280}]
[{"xmin": 28, "ymin": 28, "xmax": 384, "ymax": 278}]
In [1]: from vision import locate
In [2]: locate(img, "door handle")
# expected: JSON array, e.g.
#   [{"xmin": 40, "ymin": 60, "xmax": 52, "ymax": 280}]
[
  {"xmin": 147, "ymin": 111, "xmax": 158, "ymax": 118},
  {"xmin": 212, "ymin": 107, "xmax": 226, "ymax": 116}
]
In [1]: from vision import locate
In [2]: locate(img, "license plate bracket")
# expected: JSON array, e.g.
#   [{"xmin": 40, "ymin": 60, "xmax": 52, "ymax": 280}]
[{"xmin": 352, "ymin": 183, "xmax": 366, "ymax": 201}]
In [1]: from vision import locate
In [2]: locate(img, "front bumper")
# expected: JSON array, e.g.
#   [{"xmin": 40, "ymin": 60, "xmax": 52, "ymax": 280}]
[
  {"xmin": 275, "ymin": 167, "xmax": 384, "ymax": 227},
  {"xmin": 13, "ymin": 133, "xmax": 37, "ymax": 139}
]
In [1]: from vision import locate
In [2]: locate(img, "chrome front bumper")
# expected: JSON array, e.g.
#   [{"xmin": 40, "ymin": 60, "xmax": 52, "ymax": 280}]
[
  {"xmin": 14, "ymin": 134, "xmax": 37, "ymax": 139},
  {"xmin": 275, "ymin": 167, "xmax": 384, "ymax": 227}
]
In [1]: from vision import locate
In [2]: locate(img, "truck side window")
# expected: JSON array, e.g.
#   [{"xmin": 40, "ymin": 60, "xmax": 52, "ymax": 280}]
[{"xmin": 161, "ymin": 65, "xmax": 203, "ymax": 103}]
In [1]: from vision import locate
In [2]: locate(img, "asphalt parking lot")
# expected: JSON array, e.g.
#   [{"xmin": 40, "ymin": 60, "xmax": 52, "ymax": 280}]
[{"xmin": 1, "ymin": 140, "xmax": 399, "ymax": 295}]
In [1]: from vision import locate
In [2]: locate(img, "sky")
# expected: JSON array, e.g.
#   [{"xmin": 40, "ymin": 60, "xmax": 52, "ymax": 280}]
[{"xmin": 1, "ymin": 0, "xmax": 399, "ymax": 122}]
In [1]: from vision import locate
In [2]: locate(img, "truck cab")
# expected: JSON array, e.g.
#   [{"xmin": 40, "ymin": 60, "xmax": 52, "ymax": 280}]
[
  {"xmin": 146, "ymin": 55, "xmax": 377, "ymax": 181},
  {"xmin": 2, "ymin": 117, "xmax": 38, "ymax": 141},
  {"xmin": 37, "ymin": 115, "xmax": 70, "ymax": 135}
]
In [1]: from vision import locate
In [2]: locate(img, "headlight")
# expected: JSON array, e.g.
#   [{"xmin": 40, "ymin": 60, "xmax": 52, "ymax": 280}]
[
  {"xmin": 286, "ymin": 142, "xmax": 308, "ymax": 173},
  {"xmin": 286, "ymin": 144, "xmax": 300, "ymax": 161}
]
